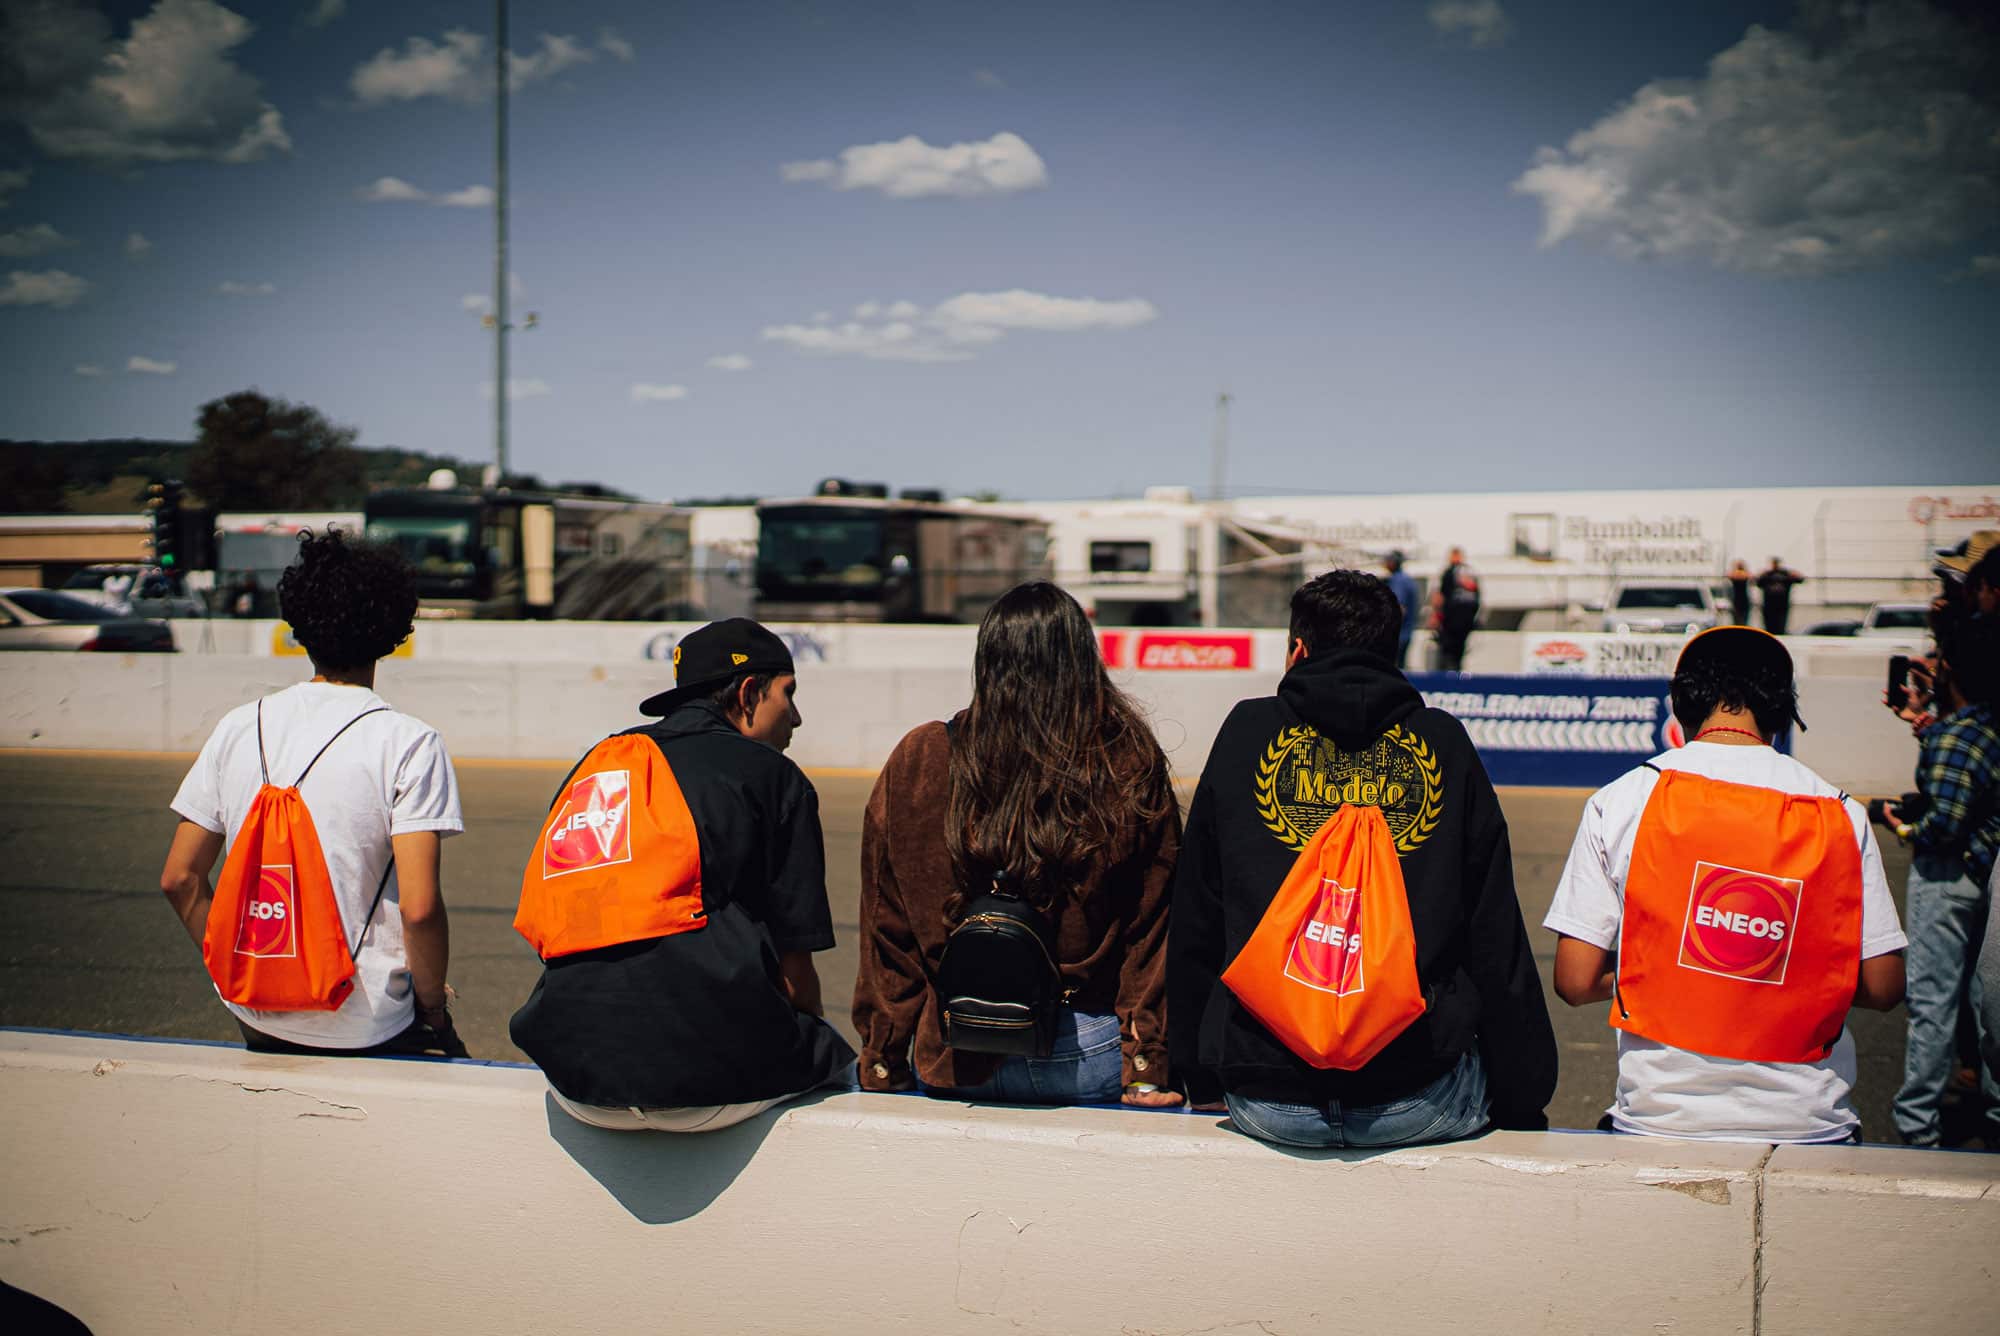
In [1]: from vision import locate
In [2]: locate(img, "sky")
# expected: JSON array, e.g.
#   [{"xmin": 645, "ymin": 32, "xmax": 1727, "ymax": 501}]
[{"xmin": 0, "ymin": 0, "xmax": 1996, "ymax": 503}]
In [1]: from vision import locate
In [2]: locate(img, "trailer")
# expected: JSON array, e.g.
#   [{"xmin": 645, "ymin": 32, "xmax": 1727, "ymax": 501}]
[
  {"xmin": 755, "ymin": 484, "xmax": 1051, "ymax": 623},
  {"xmin": 363, "ymin": 487, "xmax": 693, "ymax": 620}
]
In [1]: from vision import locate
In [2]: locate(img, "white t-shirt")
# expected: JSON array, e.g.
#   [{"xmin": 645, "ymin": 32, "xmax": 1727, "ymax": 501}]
[
  {"xmin": 1544, "ymin": 742, "xmax": 1907, "ymax": 1143},
  {"xmin": 172, "ymin": 682, "xmax": 463, "ymax": 1048}
]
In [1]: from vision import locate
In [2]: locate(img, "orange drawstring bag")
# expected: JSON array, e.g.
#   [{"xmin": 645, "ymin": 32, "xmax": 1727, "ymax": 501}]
[
  {"xmin": 1223, "ymin": 804, "xmax": 1427, "ymax": 1070},
  {"xmin": 515, "ymin": 733, "xmax": 707, "ymax": 959},
  {"xmin": 204, "ymin": 704, "xmax": 390, "ymax": 1011},
  {"xmin": 1613, "ymin": 768, "xmax": 1862, "ymax": 1064}
]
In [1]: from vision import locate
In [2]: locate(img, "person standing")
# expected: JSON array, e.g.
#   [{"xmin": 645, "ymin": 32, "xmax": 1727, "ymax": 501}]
[
  {"xmin": 1546, "ymin": 627, "xmax": 1906, "ymax": 1143},
  {"xmin": 1882, "ymin": 614, "xmax": 2000, "ymax": 1147},
  {"xmin": 1727, "ymin": 559, "xmax": 1753, "ymax": 627},
  {"xmin": 1383, "ymin": 550, "xmax": 1419, "ymax": 669},
  {"xmin": 1170, "ymin": 570, "xmax": 1556, "ymax": 1147},
  {"xmin": 158, "ymin": 529, "xmax": 466, "ymax": 1057},
  {"xmin": 854, "ymin": 582, "xmax": 1183, "ymax": 1108},
  {"xmin": 1756, "ymin": 557, "xmax": 1804, "ymax": 636},
  {"xmin": 1431, "ymin": 547, "xmax": 1480, "ymax": 672},
  {"xmin": 511, "ymin": 619, "xmax": 855, "ymax": 1132}
]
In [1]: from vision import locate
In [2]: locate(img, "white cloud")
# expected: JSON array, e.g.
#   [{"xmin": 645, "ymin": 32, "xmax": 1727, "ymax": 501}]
[
  {"xmin": 597, "ymin": 28, "xmax": 634, "ymax": 63},
  {"xmin": 356, "ymin": 177, "xmax": 493, "ymax": 208},
  {"xmin": 357, "ymin": 175, "xmax": 428, "ymax": 202},
  {"xmin": 972, "ymin": 69, "xmax": 1006, "ymax": 90},
  {"xmin": 1511, "ymin": 1, "xmax": 2000, "ymax": 275},
  {"xmin": 217, "ymin": 279, "xmax": 274, "ymax": 296},
  {"xmin": 630, "ymin": 383, "xmax": 689, "ymax": 403},
  {"xmin": 705, "ymin": 353, "xmax": 752, "ymax": 372},
  {"xmin": 127, "ymin": 355, "xmax": 177, "ymax": 375},
  {"xmin": 73, "ymin": 363, "xmax": 105, "ymax": 376},
  {"xmin": 0, "ymin": 268, "xmax": 89, "ymax": 307},
  {"xmin": 0, "ymin": 168, "xmax": 28, "ymax": 208},
  {"xmin": 123, "ymin": 230, "xmax": 152, "ymax": 258},
  {"xmin": 461, "ymin": 293, "xmax": 490, "ymax": 313},
  {"xmin": 1428, "ymin": 1, "xmax": 1512, "ymax": 49},
  {"xmin": 1, "ymin": 0, "xmax": 291, "ymax": 167},
  {"xmin": 302, "ymin": 0, "xmax": 343, "ymax": 28},
  {"xmin": 0, "ymin": 223, "xmax": 74, "ymax": 258},
  {"xmin": 435, "ymin": 184, "xmax": 494, "ymax": 208},
  {"xmin": 763, "ymin": 288, "xmax": 1158, "ymax": 363},
  {"xmin": 781, "ymin": 131, "xmax": 1048, "ymax": 200},
  {"xmin": 479, "ymin": 378, "xmax": 551, "ymax": 400},
  {"xmin": 351, "ymin": 27, "xmax": 611, "ymax": 106}
]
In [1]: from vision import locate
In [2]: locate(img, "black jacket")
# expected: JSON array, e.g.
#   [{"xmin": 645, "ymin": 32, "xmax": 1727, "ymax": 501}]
[
  {"xmin": 510, "ymin": 702, "xmax": 855, "ymax": 1108},
  {"xmin": 1168, "ymin": 648, "xmax": 1556, "ymax": 1127}
]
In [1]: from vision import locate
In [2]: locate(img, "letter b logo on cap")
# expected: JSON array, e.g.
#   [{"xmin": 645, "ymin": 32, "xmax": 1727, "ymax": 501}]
[{"xmin": 1678, "ymin": 861, "xmax": 1800, "ymax": 985}]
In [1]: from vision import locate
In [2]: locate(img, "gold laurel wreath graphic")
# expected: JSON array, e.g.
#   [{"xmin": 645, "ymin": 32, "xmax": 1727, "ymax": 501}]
[{"xmin": 1252, "ymin": 723, "xmax": 1445, "ymax": 853}]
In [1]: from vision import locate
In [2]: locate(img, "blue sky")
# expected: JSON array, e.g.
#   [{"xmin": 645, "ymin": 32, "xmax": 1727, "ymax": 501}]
[{"xmin": 1, "ymin": 0, "xmax": 1995, "ymax": 501}]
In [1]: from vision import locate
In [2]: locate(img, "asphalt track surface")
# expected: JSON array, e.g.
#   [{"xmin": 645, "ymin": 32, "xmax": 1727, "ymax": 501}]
[{"xmin": 0, "ymin": 750, "xmax": 1970, "ymax": 1143}]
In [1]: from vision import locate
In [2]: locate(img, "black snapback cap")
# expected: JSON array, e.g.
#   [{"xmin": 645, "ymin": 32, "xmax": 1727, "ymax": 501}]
[{"xmin": 639, "ymin": 618, "xmax": 796, "ymax": 717}]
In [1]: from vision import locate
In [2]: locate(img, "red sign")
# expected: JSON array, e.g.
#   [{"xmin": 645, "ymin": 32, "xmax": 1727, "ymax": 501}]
[
  {"xmin": 1284, "ymin": 877, "xmax": 1366, "ymax": 996},
  {"xmin": 1533, "ymin": 640, "xmax": 1589, "ymax": 667},
  {"xmin": 1133, "ymin": 633, "xmax": 1254, "ymax": 670},
  {"xmin": 1678, "ymin": 861, "xmax": 1799, "ymax": 985},
  {"xmin": 545, "ymin": 770, "xmax": 633, "ymax": 878},
  {"xmin": 235, "ymin": 865, "xmax": 298, "ymax": 958}
]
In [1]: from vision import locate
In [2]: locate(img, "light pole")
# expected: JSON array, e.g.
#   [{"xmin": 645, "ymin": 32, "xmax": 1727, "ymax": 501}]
[{"xmin": 484, "ymin": 0, "xmax": 542, "ymax": 486}]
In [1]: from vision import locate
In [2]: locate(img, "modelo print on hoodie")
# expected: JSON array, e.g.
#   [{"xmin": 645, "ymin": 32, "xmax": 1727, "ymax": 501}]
[{"xmin": 1255, "ymin": 723, "xmax": 1444, "ymax": 855}]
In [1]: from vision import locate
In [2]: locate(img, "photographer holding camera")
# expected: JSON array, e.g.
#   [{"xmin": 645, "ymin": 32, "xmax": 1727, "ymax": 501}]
[{"xmin": 1876, "ymin": 608, "xmax": 2000, "ymax": 1147}]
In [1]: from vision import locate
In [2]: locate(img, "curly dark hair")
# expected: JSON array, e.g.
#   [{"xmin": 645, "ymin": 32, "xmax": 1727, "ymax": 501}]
[
  {"xmin": 1670, "ymin": 660, "xmax": 1798, "ymax": 740},
  {"xmin": 276, "ymin": 527, "xmax": 418, "ymax": 670}
]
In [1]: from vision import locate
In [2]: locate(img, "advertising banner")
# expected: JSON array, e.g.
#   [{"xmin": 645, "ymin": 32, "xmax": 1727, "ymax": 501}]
[
  {"xmin": 1520, "ymin": 633, "xmax": 1684, "ymax": 678},
  {"xmin": 1100, "ymin": 631, "xmax": 1258, "ymax": 670},
  {"xmin": 1409, "ymin": 673, "xmax": 1688, "ymax": 788}
]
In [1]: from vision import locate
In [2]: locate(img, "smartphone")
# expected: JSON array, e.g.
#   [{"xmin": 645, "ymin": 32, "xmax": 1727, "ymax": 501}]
[{"xmin": 1886, "ymin": 654, "xmax": 1910, "ymax": 711}]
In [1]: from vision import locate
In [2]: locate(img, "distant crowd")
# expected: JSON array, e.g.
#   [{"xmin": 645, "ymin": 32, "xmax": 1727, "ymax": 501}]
[{"xmin": 155, "ymin": 528, "xmax": 2000, "ymax": 1150}]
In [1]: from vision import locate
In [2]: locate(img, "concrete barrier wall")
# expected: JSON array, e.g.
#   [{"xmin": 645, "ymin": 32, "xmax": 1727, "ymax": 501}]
[
  {"xmin": 1, "ymin": 1032, "xmax": 1992, "ymax": 1336},
  {"xmin": 0, "ymin": 645, "xmax": 1927, "ymax": 793}
]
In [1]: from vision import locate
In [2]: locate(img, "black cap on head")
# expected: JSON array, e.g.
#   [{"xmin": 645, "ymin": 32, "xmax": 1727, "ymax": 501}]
[
  {"xmin": 639, "ymin": 618, "xmax": 796, "ymax": 717},
  {"xmin": 1674, "ymin": 625, "xmax": 1805, "ymax": 732}
]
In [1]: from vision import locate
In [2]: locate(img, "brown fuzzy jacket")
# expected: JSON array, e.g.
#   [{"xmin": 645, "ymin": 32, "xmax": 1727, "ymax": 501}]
[{"xmin": 853, "ymin": 714, "xmax": 1181, "ymax": 1092}]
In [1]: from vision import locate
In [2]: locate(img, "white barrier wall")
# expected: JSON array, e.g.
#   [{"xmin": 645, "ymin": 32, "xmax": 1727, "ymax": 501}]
[
  {"xmin": 1, "ymin": 1032, "xmax": 1993, "ymax": 1336},
  {"xmin": 0, "ymin": 647, "xmax": 1929, "ymax": 794}
]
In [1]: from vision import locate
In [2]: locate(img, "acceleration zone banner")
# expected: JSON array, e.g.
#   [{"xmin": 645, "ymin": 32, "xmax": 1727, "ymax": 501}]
[{"xmin": 1407, "ymin": 673, "xmax": 1706, "ymax": 788}]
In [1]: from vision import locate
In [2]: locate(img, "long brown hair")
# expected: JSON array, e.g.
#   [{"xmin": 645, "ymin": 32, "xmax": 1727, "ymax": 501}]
[{"xmin": 945, "ymin": 582, "xmax": 1174, "ymax": 914}]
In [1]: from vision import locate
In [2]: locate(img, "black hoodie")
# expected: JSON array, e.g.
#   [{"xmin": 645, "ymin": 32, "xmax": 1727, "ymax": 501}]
[{"xmin": 1168, "ymin": 648, "xmax": 1557, "ymax": 1127}]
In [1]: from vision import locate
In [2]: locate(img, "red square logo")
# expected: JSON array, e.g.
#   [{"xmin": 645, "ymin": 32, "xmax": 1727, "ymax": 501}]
[
  {"xmin": 1283, "ymin": 877, "xmax": 1366, "ymax": 996},
  {"xmin": 1677, "ymin": 860, "xmax": 1801, "ymax": 985},
  {"xmin": 235, "ymin": 864, "xmax": 298, "ymax": 958},
  {"xmin": 544, "ymin": 770, "xmax": 633, "ymax": 878}
]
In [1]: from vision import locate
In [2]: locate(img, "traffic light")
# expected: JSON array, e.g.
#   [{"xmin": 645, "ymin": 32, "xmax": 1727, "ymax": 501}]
[{"xmin": 147, "ymin": 479, "xmax": 184, "ymax": 568}]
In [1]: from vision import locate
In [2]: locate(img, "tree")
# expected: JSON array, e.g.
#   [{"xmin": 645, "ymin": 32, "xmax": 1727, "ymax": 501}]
[{"xmin": 187, "ymin": 391, "xmax": 369, "ymax": 511}]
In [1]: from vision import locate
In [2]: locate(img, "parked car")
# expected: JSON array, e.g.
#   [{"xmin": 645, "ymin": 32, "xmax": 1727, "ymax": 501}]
[
  {"xmin": 1804, "ymin": 618, "xmax": 1862, "ymax": 637},
  {"xmin": 1600, "ymin": 580, "xmax": 1726, "ymax": 634},
  {"xmin": 1857, "ymin": 602, "xmax": 1931, "ymax": 638},
  {"xmin": 0, "ymin": 588, "xmax": 177, "ymax": 652},
  {"xmin": 59, "ymin": 565, "xmax": 206, "ymax": 619}
]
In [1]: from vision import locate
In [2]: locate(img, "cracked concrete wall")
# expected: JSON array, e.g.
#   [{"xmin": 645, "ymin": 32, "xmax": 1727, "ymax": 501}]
[{"xmin": 10, "ymin": 1034, "xmax": 1990, "ymax": 1335}]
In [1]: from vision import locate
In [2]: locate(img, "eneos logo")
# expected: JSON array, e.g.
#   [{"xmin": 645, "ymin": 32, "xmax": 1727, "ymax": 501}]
[
  {"xmin": 544, "ymin": 770, "xmax": 633, "ymax": 878},
  {"xmin": 1283, "ymin": 877, "xmax": 1366, "ymax": 996},
  {"xmin": 1678, "ymin": 860, "xmax": 1800, "ymax": 985},
  {"xmin": 234, "ymin": 865, "xmax": 298, "ymax": 958}
]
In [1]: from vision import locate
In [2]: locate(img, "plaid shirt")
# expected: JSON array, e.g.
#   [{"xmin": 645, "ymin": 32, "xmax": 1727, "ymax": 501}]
[{"xmin": 1911, "ymin": 701, "xmax": 2000, "ymax": 887}]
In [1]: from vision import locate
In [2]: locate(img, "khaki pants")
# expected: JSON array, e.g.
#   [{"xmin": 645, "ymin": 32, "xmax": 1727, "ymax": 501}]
[{"xmin": 549, "ymin": 1087, "xmax": 797, "ymax": 1133}]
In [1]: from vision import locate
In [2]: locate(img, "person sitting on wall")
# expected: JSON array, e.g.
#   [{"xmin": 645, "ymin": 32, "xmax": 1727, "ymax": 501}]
[
  {"xmin": 1170, "ymin": 570, "xmax": 1557, "ymax": 1148},
  {"xmin": 853, "ymin": 582, "xmax": 1184, "ymax": 1108},
  {"xmin": 1545, "ymin": 627, "xmax": 1907, "ymax": 1143},
  {"xmin": 510, "ymin": 619, "xmax": 855, "ymax": 1132}
]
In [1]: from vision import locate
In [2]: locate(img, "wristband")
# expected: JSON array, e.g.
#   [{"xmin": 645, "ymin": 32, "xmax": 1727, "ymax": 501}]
[{"xmin": 1895, "ymin": 822, "xmax": 1914, "ymax": 842}]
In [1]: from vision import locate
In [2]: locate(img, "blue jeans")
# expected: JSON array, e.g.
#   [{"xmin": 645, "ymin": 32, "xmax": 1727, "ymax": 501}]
[
  {"xmin": 1225, "ymin": 1050, "xmax": 1491, "ymax": 1150},
  {"xmin": 1892, "ymin": 863, "xmax": 1999, "ymax": 1145},
  {"xmin": 923, "ymin": 1008, "xmax": 1124, "ymax": 1105}
]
